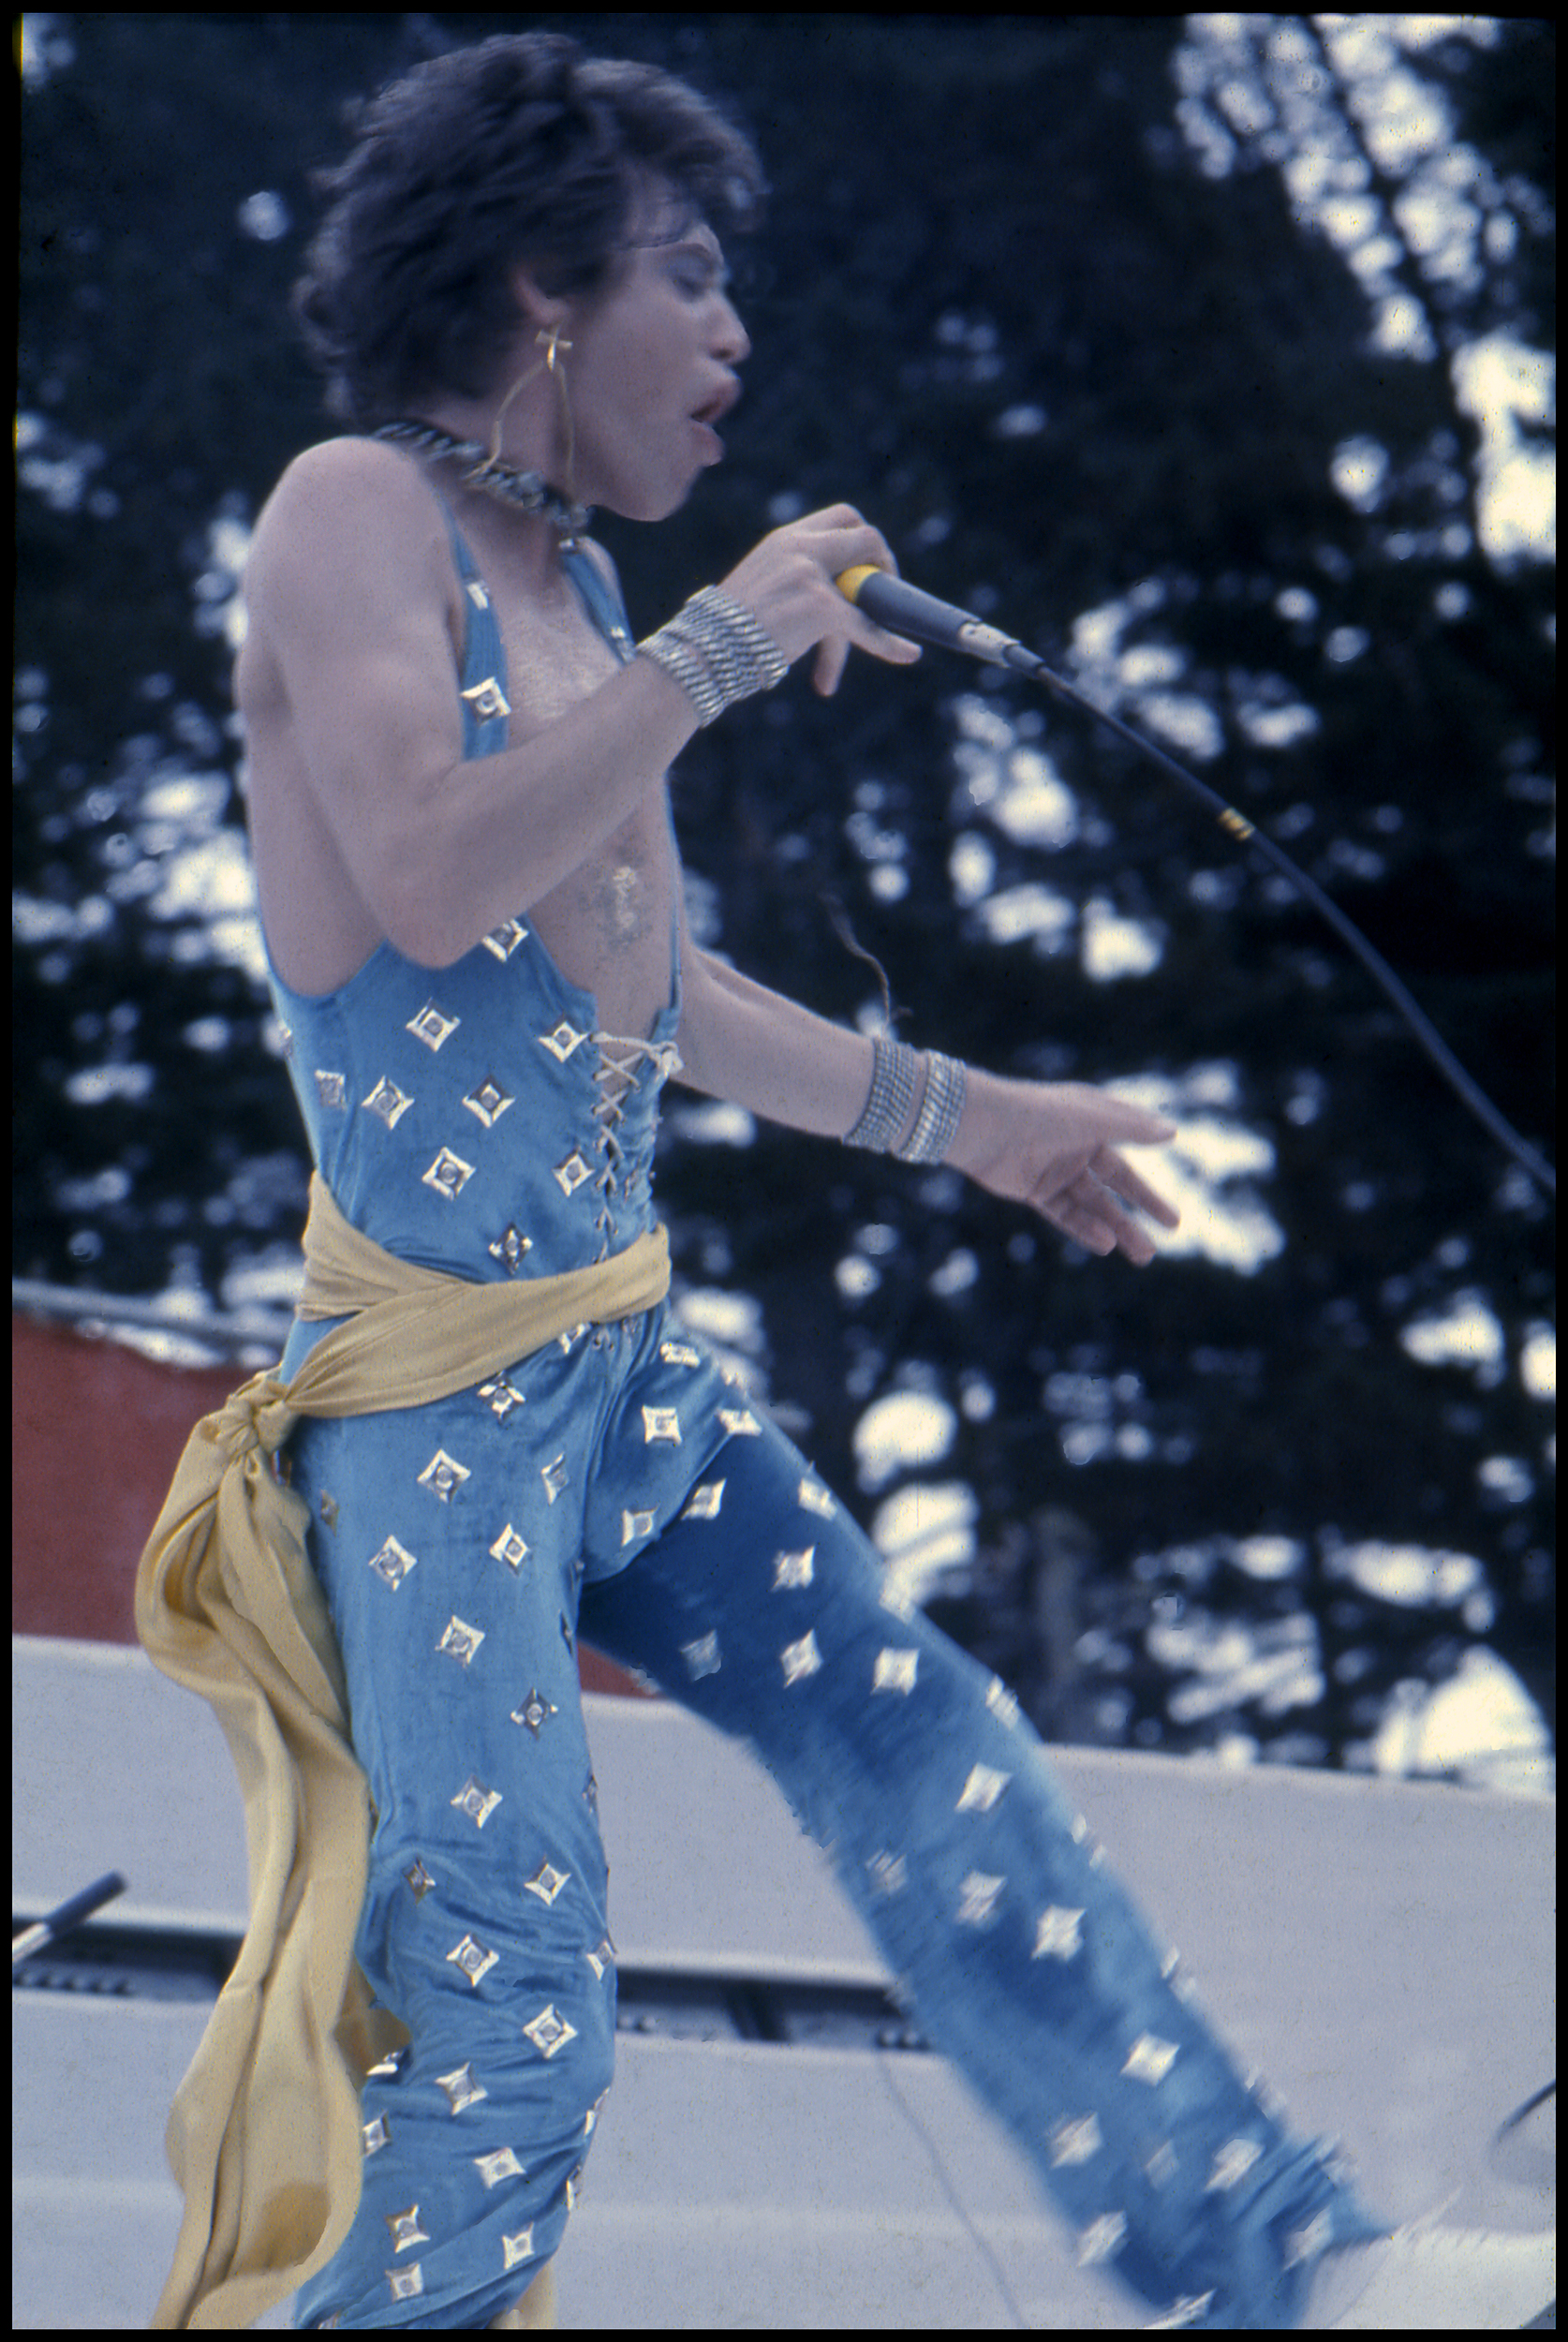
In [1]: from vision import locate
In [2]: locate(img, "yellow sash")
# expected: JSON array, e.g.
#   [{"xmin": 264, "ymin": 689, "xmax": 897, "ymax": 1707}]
[{"xmin": 134, "ymin": 1174, "xmax": 671, "ymax": 2329}]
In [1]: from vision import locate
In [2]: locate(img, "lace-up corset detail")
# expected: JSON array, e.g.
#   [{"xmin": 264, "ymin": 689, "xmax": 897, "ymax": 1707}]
[{"xmin": 587, "ymin": 1033, "xmax": 684, "ymax": 1262}]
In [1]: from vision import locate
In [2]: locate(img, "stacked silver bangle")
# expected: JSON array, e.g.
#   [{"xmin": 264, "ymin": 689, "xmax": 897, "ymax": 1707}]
[
  {"xmin": 637, "ymin": 586, "xmax": 790, "ymax": 726},
  {"xmin": 898, "ymin": 1050, "xmax": 967, "ymax": 1164},
  {"xmin": 844, "ymin": 1034, "xmax": 920, "ymax": 1152},
  {"xmin": 845, "ymin": 1037, "xmax": 968, "ymax": 1164}
]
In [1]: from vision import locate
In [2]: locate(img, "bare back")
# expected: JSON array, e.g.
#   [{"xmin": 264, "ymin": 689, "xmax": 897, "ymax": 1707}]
[{"xmin": 237, "ymin": 437, "xmax": 681, "ymax": 1039}]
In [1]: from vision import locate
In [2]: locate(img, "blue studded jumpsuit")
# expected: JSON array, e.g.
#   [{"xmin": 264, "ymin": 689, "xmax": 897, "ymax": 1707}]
[{"xmin": 275, "ymin": 489, "xmax": 1387, "ymax": 2329}]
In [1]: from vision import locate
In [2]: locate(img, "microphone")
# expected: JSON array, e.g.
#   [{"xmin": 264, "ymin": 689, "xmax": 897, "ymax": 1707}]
[
  {"xmin": 836, "ymin": 563, "xmax": 1028, "ymax": 669},
  {"xmin": 837, "ymin": 555, "xmax": 1555, "ymax": 1199}
]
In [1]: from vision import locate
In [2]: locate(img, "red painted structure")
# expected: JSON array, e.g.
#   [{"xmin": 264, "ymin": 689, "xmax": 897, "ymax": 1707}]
[{"xmin": 11, "ymin": 1309, "xmax": 648, "ymax": 1694}]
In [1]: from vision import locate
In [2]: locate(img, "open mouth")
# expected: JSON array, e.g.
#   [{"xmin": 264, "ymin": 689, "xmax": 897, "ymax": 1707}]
[{"xmin": 689, "ymin": 381, "xmax": 740, "ymax": 428}]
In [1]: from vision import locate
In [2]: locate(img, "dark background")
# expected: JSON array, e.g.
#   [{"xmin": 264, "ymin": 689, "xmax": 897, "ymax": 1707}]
[{"xmin": 16, "ymin": 16, "xmax": 1555, "ymax": 1776}]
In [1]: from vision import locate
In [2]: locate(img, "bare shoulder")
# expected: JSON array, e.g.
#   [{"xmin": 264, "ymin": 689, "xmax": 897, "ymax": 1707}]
[
  {"xmin": 243, "ymin": 440, "xmax": 462, "ymax": 695},
  {"xmin": 259, "ymin": 431, "xmax": 430, "ymax": 513},
  {"xmin": 246, "ymin": 437, "xmax": 445, "ymax": 605}
]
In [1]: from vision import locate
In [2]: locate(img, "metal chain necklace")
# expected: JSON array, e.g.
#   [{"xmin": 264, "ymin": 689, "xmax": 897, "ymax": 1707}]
[{"xmin": 369, "ymin": 420, "xmax": 593, "ymax": 538}]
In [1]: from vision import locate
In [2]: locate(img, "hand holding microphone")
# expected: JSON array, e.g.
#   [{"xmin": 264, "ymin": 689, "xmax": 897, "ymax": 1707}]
[
  {"xmin": 716, "ymin": 529, "xmax": 1029, "ymax": 693},
  {"xmin": 836, "ymin": 563, "xmax": 1030, "ymax": 667},
  {"xmin": 717, "ymin": 505, "xmax": 924, "ymax": 695}
]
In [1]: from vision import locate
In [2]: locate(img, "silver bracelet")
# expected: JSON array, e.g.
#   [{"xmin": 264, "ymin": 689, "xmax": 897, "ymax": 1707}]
[
  {"xmin": 638, "ymin": 586, "xmax": 790, "ymax": 726},
  {"xmin": 895, "ymin": 1052, "xmax": 968, "ymax": 1164},
  {"xmin": 639, "ymin": 626, "xmax": 719, "ymax": 723},
  {"xmin": 844, "ymin": 1034, "xmax": 921, "ymax": 1153}
]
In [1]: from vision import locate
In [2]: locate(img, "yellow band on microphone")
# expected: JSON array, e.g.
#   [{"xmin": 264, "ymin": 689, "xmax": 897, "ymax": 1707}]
[{"xmin": 836, "ymin": 564, "xmax": 886, "ymax": 604}]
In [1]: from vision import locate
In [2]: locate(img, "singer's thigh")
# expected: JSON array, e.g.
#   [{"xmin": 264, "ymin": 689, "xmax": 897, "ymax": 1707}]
[{"xmin": 577, "ymin": 1414, "xmax": 1013, "ymax": 1837}]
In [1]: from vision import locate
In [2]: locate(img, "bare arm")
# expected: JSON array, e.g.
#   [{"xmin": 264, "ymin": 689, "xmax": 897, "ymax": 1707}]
[
  {"xmin": 242, "ymin": 445, "xmax": 917, "ymax": 969},
  {"xmin": 677, "ymin": 944, "xmax": 1181, "ymax": 1264},
  {"xmin": 677, "ymin": 946, "xmax": 880, "ymax": 1138},
  {"xmin": 242, "ymin": 439, "xmax": 702, "ymax": 968}
]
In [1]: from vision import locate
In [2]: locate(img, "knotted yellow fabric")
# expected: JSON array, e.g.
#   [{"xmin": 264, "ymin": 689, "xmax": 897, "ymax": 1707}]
[{"xmin": 134, "ymin": 1174, "xmax": 671, "ymax": 2329}]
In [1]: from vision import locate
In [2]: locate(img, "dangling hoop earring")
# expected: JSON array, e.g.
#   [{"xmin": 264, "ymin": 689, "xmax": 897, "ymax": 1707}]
[
  {"xmin": 540, "ymin": 326, "xmax": 578, "ymax": 511},
  {"xmin": 471, "ymin": 326, "xmax": 577, "ymax": 505}
]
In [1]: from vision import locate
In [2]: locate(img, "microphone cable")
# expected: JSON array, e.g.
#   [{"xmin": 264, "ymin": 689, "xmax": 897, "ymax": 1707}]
[{"xmin": 837, "ymin": 566, "xmax": 1555, "ymax": 1201}]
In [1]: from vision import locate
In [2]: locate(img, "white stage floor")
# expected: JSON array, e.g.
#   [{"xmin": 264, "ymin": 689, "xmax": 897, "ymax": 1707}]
[{"xmin": 13, "ymin": 1638, "xmax": 1554, "ymax": 2328}]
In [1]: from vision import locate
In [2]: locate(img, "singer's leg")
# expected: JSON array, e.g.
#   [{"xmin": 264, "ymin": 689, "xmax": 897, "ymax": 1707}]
[
  {"xmin": 581, "ymin": 1414, "xmax": 1388, "ymax": 2328},
  {"xmin": 287, "ymin": 1403, "xmax": 616, "ymax": 2330}
]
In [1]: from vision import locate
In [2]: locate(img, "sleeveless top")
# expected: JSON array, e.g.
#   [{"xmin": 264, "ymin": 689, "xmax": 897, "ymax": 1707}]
[{"xmin": 265, "ymin": 497, "xmax": 686, "ymax": 1285}]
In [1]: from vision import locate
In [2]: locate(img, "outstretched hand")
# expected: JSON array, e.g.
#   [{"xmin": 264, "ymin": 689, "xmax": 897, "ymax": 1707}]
[{"xmin": 949, "ymin": 1074, "xmax": 1181, "ymax": 1265}]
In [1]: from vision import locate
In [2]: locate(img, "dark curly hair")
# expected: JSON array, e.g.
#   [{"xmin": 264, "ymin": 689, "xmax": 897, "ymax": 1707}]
[{"xmin": 293, "ymin": 31, "xmax": 767, "ymax": 425}]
